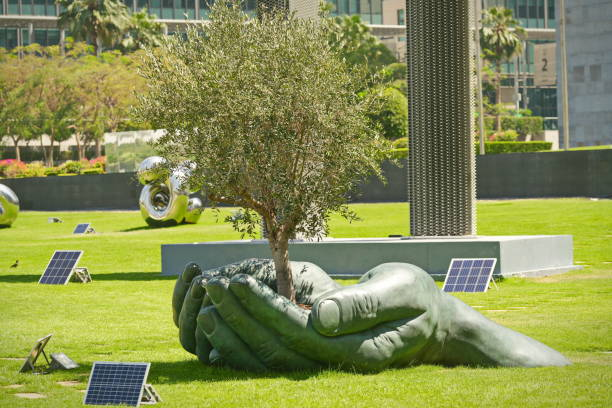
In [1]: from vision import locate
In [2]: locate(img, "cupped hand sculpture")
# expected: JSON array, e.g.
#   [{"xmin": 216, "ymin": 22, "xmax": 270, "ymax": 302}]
[{"xmin": 173, "ymin": 259, "xmax": 570, "ymax": 372}]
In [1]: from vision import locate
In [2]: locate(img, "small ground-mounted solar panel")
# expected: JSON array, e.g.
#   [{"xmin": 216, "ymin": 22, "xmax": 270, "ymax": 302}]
[
  {"xmin": 38, "ymin": 250, "xmax": 83, "ymax": 285},
  {"xmin": 84, "ymin": 362, "xmax": 150, "ymax": 407},
  {"xmin": 19, "ymin": 334, "xmax": 52, "ymax": 373},
  {"xmin": 443, "ymin": 258, "xmax": 497, "ymax": 293},
  {"xmin": 73, "ymin": 223, "xmax": 92, "ymax": 234}
]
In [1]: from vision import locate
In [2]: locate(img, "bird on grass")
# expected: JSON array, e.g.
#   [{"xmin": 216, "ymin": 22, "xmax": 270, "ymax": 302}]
[{"xmin": 10, "ymin": 260, "xmax": 19, "ymax": 268}]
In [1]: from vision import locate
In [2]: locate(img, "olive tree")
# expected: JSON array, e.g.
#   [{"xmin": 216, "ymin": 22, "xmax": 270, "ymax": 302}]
[{"xmin": 135, "ymin": 0, "xmax": 386, "ymax": 302}]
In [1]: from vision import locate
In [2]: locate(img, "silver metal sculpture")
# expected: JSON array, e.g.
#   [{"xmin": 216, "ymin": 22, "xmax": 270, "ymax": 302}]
[
  {"xmin": 406, "ymin": 0, "xmax": 477, "ymax": 236},
  {"xmin": 138, "ymin": 156, "xmax": 203, "ymax": 227},
  {"xmin": 0, "ymin": 183, "xmax": 19, "ymax": 227}
]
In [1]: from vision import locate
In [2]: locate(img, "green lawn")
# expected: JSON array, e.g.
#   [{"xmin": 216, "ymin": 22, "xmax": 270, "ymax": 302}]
[{"xmin": 0, "ymin": 199, "xmax": 611, "ymax": 407}]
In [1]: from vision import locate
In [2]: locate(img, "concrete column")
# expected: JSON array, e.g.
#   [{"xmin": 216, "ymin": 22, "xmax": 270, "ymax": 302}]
[{"xmin": 406, "ymin": 0, "xmax": 477, "ymax": 236}]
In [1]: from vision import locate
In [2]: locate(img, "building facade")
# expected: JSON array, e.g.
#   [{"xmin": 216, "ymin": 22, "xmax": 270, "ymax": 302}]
[{"xmin": 557, "ymin": 0, "xmax": 612, "ymax": 147}]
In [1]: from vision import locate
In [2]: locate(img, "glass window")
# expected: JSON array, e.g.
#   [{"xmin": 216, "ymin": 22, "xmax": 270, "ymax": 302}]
[
  {"xmin": 48, "ymin": 29, "xmax": 60, "ymax": 46},
  {"xmin": 8, "ymin": 0, "xmax": 19, "ymax": 14},
  {"xmin": 186, "ymin": 0, "xmax": 196, "ymax": 19},
  {"xmin": 47, "ymin": 0, "xmax": 56, "ymax": 16},
  {"xmin": 162, "ymin": 0, "xmax": 173, "ymax": 19},
  {"xmin": 150, "ymin": 0, "xmax": 162, "ymax": 17},
  {"xmin": 200, "ymin": 0, "xmax": 210, "ymax": 19},
  {"xmin": 349, "ymin": 0, "xmax": 358, "ymax": 15},
  {"xmin": 22, "ymin": 28, "xmax": 30, "ymax": 46},
  {"xmin": 34, "ymin": 28, "xmax": 47, "ymax": 45},
  {"xmin": 370, "ymin": 0, "xmax": 382, "ymax": 24},
  {"xmin": 138, "ymin": 0, "xmax": 149, "ymax": 12},
  {"xmin": 397, "ymin": 9, "xmax": 404, "ymax": 26},
  {"xmin": 5, "ymin": 28, "xmax": 18, "ymax": 50},
  {"xmin": 517, "ymin": 0, "xmax": 527, "ymax": 26},
  {"xmin": 547, "ymin": 0, "xmax": 556, "ymax": 28},
  {"xmin": 34, "ymin": 0, "xmax": 46, "ymax": 16}
]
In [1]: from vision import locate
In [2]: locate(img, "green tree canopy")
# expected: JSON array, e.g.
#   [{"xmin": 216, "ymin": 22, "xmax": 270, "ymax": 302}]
[
  {"xmin": 135, "ymin": 0, "xmax": 387, "ymax": 301},
  {"xmin": 367, "ymin": 87, "xmax": 407, "ymax": 140},
  {"xmin": 326, "ymin": 14, "xmax": 397, "ymax": 75},
  {"xmin": 480, "ymin": 6, "xmax": 526, "ymax": 131}
]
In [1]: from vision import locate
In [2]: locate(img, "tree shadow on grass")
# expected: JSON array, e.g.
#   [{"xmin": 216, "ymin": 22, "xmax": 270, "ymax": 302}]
[
  {"xmin": 0, "ymin": 272, "xmax": 176, "ymax": 283},
  {"xmin": 148, "ymin": 359, "xmax": 321, "ymax": 384}
]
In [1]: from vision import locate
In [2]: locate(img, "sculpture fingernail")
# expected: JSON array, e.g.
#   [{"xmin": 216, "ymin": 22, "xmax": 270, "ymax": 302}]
[
  {"xmin": 206, "ymin": 284, "xmax": 224, "ymax": 304},
  {"xmin": 191, "ymin": 282, "xmax": 205, "ymax": 299},
  {"xmin": 314, "ymin": 299, "xmax": 341, "ymax": 334},
  {"xmin": 200, "ymin": 313, "xmax": 216, "ymax": 334}
]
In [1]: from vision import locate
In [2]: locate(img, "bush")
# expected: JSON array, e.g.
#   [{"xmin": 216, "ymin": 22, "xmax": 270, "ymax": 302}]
[
  {"xmin": 475, "ymin": 141, "xmax": 552, "ymax": 154},
  {"xmin": 0, "ymin": 160, "xmax": 27, "ymax": 178},
  {"xmin": 490, "ymin": 129, "xmax": 519, "ymax": 142},
  {"xmin": 44, "ymin": 168, "xmax": 59, "ymax": 176},
  {"xmin": 484, "ymin": 116, "xmax": 544, "ymax": 140},
  {"xmin": 368, "ymin": 87, "xmax": 408, "ymax": 140},
  {"xmin": 82, "ymin": 167, "xmax": 104, "ymax": 175},
  {"xmin": 90, "ymin": 156, "xmax": 106, "ymax": 171},
  {"xmin": 388, "ymin": 148, "xmax": 408, "ymax": 159},
  {"xmin": 59, "ymin": 160, "xmax": 84, "ymax": 174},
  {"xmin": 23, "ymin": 162, "xmax": 47, "ymax": 178},
  {"xmin": 392, "ymin": 137, "xmax": 407, "ymax": 149},
  {"xmin": 388, "ymin": 79, "xmax": 407, "ymax": 97},
  {"xmin": 381, "ymin": 62, "xmax": 406, "ymax": 82}
]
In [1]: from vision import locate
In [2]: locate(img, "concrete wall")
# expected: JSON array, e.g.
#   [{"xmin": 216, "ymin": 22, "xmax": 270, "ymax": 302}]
[
  {"xmin": 1, "ymin": 150, "xmax": 610, "ymax": 210},
  {"xmin": 0, "ymin": 173, "xmax": 142, "ymax": 211},
  {"xmin": 476, "ymin": 149, "xmax": 612, "ymax": 199},
  {"xmin": 557, "ymin": 0, "xmax": 612, "ymax": 147}
]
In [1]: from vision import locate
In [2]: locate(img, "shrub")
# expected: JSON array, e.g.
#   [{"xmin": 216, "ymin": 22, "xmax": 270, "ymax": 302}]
[
  {"xmin": 475, "ymin": 141, "xmax": 552, "ymax": 154},
  {"xmin": 490, "ymin": 129, "xmax": 519, "ymax": 142},
  {"xmin": 45, "ymin": 167, "xmax": 60, "ymax": 176},
  {"xmin": 389, "ymin": 79, "xmax": 407, "ymax": 97},
  {"xmin": 90, "ymin": 156, "xmax": 106, "ymax": 171},
  {"xmin": 82, "ymin": 167, "xmax": 104, "ymax": 175},
  {"xmin": 388, "ymin": 148, "xmax": 408, "ymax": 159},
  {"xmin": 1, "ymin": 160, "xmax": 27, "ymax": 178},
  {"xmin": 23, "ymin": 162, "xmax": 47, "ymax": 178},
  {"xmin": 368, "ymin": 87, "xmax": 408, "ymax": 140},
  {"xmin": 484, "ymin": 116, "xmax": 544, "ymax": 140},
  {"xmin": 392, "ymin": 137, "xmax": 407, "ymax": 149},
  {"xmin": 381, "ymin": 62, "xmax": 406, "ymax": 81},
  {"xmin": 59, "ymin": 160, "xmax": 84, "ymax": 174}
]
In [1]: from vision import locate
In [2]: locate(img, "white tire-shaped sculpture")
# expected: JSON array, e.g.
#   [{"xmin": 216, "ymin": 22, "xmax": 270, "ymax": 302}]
[
  {"xmin": 0, "ymin": 184, "xmax": 19, "ymax": 228},
  {"xmin": 137, "ymin": 157, "xmax": 203, "ymax": 227}
]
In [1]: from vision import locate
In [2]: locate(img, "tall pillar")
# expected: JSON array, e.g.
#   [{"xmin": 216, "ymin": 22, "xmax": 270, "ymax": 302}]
[{"xmin": 406, "ymin": 0, "xmax": 477, "ymax": 236}]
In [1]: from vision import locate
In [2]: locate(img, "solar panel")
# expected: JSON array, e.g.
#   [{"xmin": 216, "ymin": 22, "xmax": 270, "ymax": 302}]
[
  {"xmin": 84, "ymin": 362, "xmax": 150, "ymax": 407},
  {"xmin": 442, "ymin": 258, "xmax": 497, "ymax": 293},
  {"xmin": 39, "ymin": 250, "xmax": 83, "ymax": 285},
  {"xmin": 73, "ymin": 223, "xmax": 90, "ymax": 234},
  {"xmin": 19, "ymin": 334, "xmax": 52, "ymax": 373}
]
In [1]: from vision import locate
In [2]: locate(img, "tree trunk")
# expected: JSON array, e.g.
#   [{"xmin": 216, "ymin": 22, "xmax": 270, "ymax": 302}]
[
  {"xmin": 48, "ymin": 134, "xmax": 54, "ymax": 167},
  {"xmin": 75, "ymin": 132, "xmax": 83, "ymax": 160},
  {"xmin": 40, "ymin": 136, "xmax": 49, "ymax": 166},
  {"xmin": 10, "ymin": 136, "xmax": 21, "ymax": 162},
  {"xmin": 95, "ymin": 138, "xmax": 101, "ymax": 157},
  {"xmin": 95, "ymin": 35, "xmax": 102, "ymax": 57},
  {"xmin": 495, "ymin": 64, "xmax": 502, "ymax": 133},
  {"xmin": 268, "ymin": 235, "xmax": 296, "ymax": 303}
]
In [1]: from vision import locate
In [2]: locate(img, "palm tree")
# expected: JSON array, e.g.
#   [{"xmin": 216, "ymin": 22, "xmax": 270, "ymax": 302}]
[
  {"xmin": 57, "ymin": 0, "xmax": 131, "ymax": 57},
  {"xmin": 480, "ymin": 7, "xmax": 526, "ymax": 132},
  {"xmin": 120, "ymin": 9, "xmax": 166, "ymax": 52}
]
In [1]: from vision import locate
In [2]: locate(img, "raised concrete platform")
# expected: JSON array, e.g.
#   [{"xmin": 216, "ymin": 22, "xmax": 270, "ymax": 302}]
[{"xmin": 161, "ymin": 235, "xmax": 580, "ymax": 279}]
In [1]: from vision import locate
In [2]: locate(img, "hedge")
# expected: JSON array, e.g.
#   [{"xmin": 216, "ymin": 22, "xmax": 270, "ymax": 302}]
[
  {"xmin": 484, "ymin": 116, "xmax": 544, "ymax": 140},
  {"xmin": 475, "ymin": 141, "xmax": 552, "ymax": 154},
  {"xmin": 388, "ymin": 142, "xmax": 552, "ymax": 159}
]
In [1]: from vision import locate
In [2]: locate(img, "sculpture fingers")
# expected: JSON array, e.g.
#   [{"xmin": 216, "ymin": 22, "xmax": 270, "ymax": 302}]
[
  {"xmin": 229, "ymin": 273, "xmax": 433, "ymax": 372},
  {"xmin": 205, "ymin": 276, "xmax": 322, "ymax": 371},
  {"xmin": 172, "ymin": 262, "xmax": 202, "ymax": 327},
  {"xmin": 197, "ymin": 306, "xmax": 267, "ymax": 372},
  {"xmin": 179, "ymin": 275, "xmax": 207, "ymax": 354},
  {"xmin": 311, "ymin": 263, "xmax": 441, "ymax": 336}
]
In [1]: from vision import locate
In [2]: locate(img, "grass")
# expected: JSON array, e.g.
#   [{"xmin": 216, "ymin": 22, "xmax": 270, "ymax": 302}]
[{"xmin": 0, "ymin": 199, "xmax": 611, "ymax": 407}]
